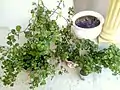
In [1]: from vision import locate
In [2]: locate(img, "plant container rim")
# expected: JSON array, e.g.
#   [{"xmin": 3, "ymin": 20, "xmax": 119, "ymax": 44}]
[{"xmin": 72, "ymin": 11, "xmax": 105, "ymax": 30}]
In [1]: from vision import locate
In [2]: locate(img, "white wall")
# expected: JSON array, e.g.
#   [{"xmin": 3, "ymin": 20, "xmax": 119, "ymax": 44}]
[
  {"xmin": 74, "ymin": 0, "xmax": 109, "ymax": 17},
  {"xmin": 0, "ymin": 0, "xmax": 73, "ymax": 29},
  {"xmin": 0, "ymin": 0, "xmax": 35, "ymax": 29}
]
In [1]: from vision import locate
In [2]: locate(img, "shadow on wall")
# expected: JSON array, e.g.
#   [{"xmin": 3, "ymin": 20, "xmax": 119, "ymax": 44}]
[{"xmin": 73, "ymin": 0, "xmax": 109, "ymax": 17}]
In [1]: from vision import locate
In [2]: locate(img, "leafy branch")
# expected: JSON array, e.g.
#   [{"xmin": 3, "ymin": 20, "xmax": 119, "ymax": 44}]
[
  {"xmin": 1, "ymin": 0, "xmax": 120, "ymax": 90},
  {"xmin": 0, "ymin": 0, "xmax": 64, "ymax": 89}
]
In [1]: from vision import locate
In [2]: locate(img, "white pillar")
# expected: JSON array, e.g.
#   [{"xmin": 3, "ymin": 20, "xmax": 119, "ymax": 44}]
[{"xmin": 99, "ymin": 0, "xmax": 120, "ymax": 43}]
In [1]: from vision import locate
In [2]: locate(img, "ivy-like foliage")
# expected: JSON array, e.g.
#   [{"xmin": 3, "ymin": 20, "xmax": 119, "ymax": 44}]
[
  {"xmin": 1, "ymin": 0, "xmax": 120, "ymax": 89},
  {"xmin": 0, "ymin": 0, "xmax": 63, "ymax": 89},
  {"xmin": 54, "ymin": 4, "xmax": 120, "ymax": 76},
  {"xmin": 55, "ymin": 28, "xmax": 120, "ymax": 76}
]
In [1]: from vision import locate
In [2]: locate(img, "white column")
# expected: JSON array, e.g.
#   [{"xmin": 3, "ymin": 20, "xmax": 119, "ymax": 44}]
[{"xmin": 99, "ymin": 0, "xmax": 120, "ymax": 43}]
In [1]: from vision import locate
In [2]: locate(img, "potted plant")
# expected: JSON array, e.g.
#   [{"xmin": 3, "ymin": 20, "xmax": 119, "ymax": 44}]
[
  {"xmin": 0, "ymin": 0, "xmax": 67, "ymax": 89},
  {"xmin": 1, "ymin": 0, "xmax": 120, "ymax": 89},
  {"xmin": 55, "ymin": 31, "xmax": 120, "ymax": 77},
  {"xmin": 72, "ymin": 11, "xmax": 104, "ymax": 40}
]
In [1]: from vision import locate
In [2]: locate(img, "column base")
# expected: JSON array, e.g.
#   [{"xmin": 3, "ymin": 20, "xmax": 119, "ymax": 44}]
[{"xmin": 98, "ymin": 32, "xmax": 118, "ymax": 43}]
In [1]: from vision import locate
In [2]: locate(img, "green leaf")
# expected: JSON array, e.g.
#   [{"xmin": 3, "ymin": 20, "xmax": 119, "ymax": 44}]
[
  {"xmin": 32, "ymin": 2, "xmax": 36, "ymax": 5},
  {"xmin": 10, "ymin": 83, "xmax": 14, "ymax": 86},
  {"xmin": 16, "ymin": 25, "xmax": 21, "ymax": 32},
  {"xmin": 24, "ymin": 31, "xmax": 32, "ymax": 38},
  {"xmin": 7, "ymin": 41, "xmax": 12, "ymax": 46},
  {"xmin": 11, "ymin": 29, "xmax": 16, "ymax": 34},
  {"xmin": 31, "ymin": 9, "xmax": 34, "ymax": 14},
  {"xmin": 15, "ymin": 43, "xmax": 19, "ymax": 47},
  {"xmin": 7, "ymin": 35, "xmax": 16, "ymax": 43}
]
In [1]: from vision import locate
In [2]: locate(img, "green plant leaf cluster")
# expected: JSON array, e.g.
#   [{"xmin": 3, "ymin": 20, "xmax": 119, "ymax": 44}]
[
  {"xmin": 55, "ymin": 32, "xmax": 120, "ymax": 76},
  {"xmin": 0, "ymin": 0, "xmax": 62, "ymax": 89},
  {"xmin": 1, "ymin": 0, "xmax": 120, "ymax": 89}
]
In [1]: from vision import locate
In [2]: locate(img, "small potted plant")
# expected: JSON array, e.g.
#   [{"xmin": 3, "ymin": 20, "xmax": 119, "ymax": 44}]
[{"xmin": 72, "ymin": 11, "xmax": 104, "ymax": 40}]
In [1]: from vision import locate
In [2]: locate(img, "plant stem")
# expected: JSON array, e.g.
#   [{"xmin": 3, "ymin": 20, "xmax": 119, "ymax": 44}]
[{"xmin": 50, "ymin": 0, "xmax": 62, "ymax": 17}]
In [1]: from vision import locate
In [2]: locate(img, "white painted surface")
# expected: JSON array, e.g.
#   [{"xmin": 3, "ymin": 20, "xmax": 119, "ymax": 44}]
[
  {"xmin": 0, "ymin": 0, "xmax": 73, "ymax": 29},
  {"xmin": 0, "ymin": 0, "xmax": 120, "ymax": 90},
  {"xmin": 73, "ymin": 0, "xmax": 109, "ymax": 17},
  {"xmin": 0, "ymin": 0, "xmax": 35, "ymax": 29}
]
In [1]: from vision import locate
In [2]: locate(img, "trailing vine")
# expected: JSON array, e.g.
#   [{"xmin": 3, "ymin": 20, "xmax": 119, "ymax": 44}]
[
  {"xmin": 0, "ymin": 0, "xmax": 64, "ymax": 89},
  {"xmin": 1, "ymin": 0, "xmax": 120, "ymax": 90}
]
